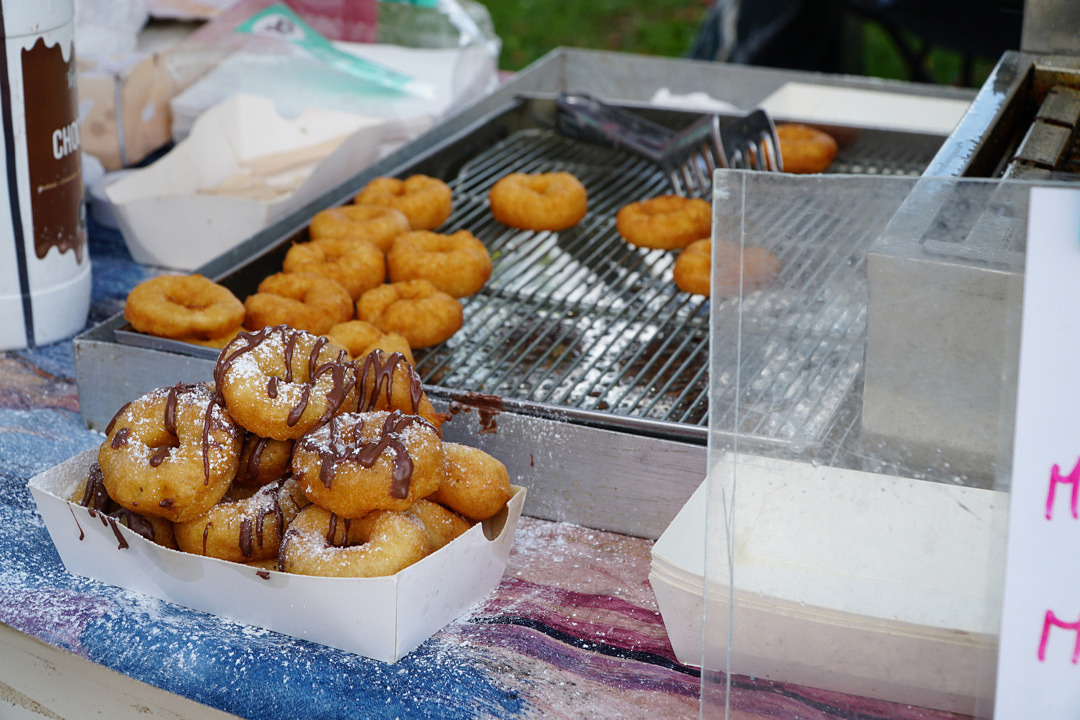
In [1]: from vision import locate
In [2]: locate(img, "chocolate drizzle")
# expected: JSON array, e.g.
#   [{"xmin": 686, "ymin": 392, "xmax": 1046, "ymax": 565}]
[
  {"xmin": 214, "ymin": 325, "xmax": 355, "ymax": 430},
  {"xmin": 355, "ymin": 350, "xmax": 424, "ymax": 415},
  {"xmin": 448, "ymin": 391, "xmax": 503, "ymax": 434},
  {"xmin": 299, "ymin": 410, "xmax": 435, "ymax": 499}
]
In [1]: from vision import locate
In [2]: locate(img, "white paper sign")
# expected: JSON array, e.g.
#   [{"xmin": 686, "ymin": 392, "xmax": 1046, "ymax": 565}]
[{"xmin": 996, "ymin": 186, "xmax": 1080, "ymax": 716}]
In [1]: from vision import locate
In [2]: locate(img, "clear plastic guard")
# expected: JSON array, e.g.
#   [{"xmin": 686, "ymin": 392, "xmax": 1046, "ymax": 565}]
[{"xmin": 699, "ymin": 172, "xmax": 1053, "ymax": 718}]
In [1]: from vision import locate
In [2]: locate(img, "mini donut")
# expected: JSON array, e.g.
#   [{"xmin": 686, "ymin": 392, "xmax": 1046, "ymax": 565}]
[
  {"xmin": 711, "ymin": 239, "xmax": 782, "ymax": 297},
  {"xmin": 387, "ymin": 230, "xmax": 492, "ymax": 298},
  {"xmin": 776, "ymin": 123, "xmax": 838, "ymax": 174},
  {"xmin": 97, "ymin": 383, "xmax": 244, "ymax": 523},
  {"xmin": 406, "ymin": 499, "xmax": 471, "ymax": 551},
  {"xmin": 234, "ymin": 432, "xmax": 295, "ymax": 488},
  {"xmin": 73, "ymin": 462, "xmax": 178, "ymax": 548},
  {"xmin": 309, "ymin": 204, "xmax": 410, "ymax": 253},
  {"xmin": 616, "ymin": 195, "xmax": 711, "ymax": 250},
  {"xmin": 672, "ymin": 238, "xmax": 711, "ymax": 296},
  {"xmin": 430, "ymin": 442, "xmax": 511, "ymax": 521},
  {"xmin": 174, "ymin": 475, "xmax": 309, "ymax": 563},
  {"xmin": 326, "ymin": 320, "xmax": 415, "ymax": 367},
  {"xmin": 282, "ymin": 238, "xmax": 385, "ymax": 300},
  {"xmin": 353, "ymin": 175, "xmax": 453, "ymax": 231},
  {"xmin": 124, "ymin": 274, "xmax": 244, "ymax": 341},
  {"xmin": 278, "ymin": 505, "xmax": 430, "ymax": 577},
  {"xmin": 488, "ymin": 171, "xmax": 588, "ymax": 232},
  {"xmin": 291, "ymin": 410, "xmax": 445, "ymax": 518},
  {"xmin": 357, "ymin": 280, "xmax": 463, "ymax": 349},
  {"xmin": 351, "ymin": 349, "xmax": 445, "ymax": 430},
  {"xmin": 243, "ymin": 271, "xmax": 354, "ymax": 336},
  {"xmin": 214, "ymin": 325, "xmax": 357, "ymax": 441}
]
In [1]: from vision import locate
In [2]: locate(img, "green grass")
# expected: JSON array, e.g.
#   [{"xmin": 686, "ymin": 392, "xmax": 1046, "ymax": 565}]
[{"xmin": 477, "ymin": 0, "xmax": 996, "ymax": 88}]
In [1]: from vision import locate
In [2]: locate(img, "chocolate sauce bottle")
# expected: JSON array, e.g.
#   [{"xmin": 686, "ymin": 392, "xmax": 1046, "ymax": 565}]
[{"xmin": 0, "ymin": 0, "xmax": 90, "ymax": 350}]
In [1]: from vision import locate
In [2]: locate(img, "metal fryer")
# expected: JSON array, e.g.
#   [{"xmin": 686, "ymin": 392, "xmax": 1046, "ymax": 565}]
[{"xmin": 75, "ymin": 50, "xmax": 969, "ymax": 537}]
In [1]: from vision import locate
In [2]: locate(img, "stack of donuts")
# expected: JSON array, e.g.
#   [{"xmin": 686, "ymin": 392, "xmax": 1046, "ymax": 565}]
[
  {"xmin": 78, "ymin": 324, "xmax": 513, "ymax": 578},
  {"xmin": 125, "ymin": 168, "xmax": 600, "ymax": 355}
]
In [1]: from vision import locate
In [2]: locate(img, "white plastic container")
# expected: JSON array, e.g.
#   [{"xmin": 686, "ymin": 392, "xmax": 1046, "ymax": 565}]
[{"xmin": 0, "ymin": 0, "xmax": 91, "ymax": 350}]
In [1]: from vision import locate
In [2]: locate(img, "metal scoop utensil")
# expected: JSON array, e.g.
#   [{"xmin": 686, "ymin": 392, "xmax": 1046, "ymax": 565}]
[{"xmin": 555, "ymin": 92, "xmax": 782, "ymax": 197}]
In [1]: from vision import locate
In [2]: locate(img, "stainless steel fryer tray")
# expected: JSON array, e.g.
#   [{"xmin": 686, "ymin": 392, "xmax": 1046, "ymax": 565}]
[
  {"xmin": 77, "ymin": 50, "xmax": 971, "ymax": 537},
  {"xmin": 112, "ymin": 95, "xmax": 943, "ymax": 445}
]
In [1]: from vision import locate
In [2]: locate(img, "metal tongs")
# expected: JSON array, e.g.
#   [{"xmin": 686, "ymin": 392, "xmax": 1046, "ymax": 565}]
[{"xmin": 555, "ymin": 92, "xmax": 782, "ymax": 197}]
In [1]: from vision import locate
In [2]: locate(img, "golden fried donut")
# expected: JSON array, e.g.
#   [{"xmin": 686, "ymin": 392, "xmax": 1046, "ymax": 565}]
[
  {"xmin": 73, "ymin": 462, "xmax": 178, "ymax": 548},
  {"xmin": 282, "ymin": 238, "xmax": 385, "ymax": 300},
  {"xmin": 214, "ymin": 325, "xmax": 357, "ymax": 441},
  {"xmin": 357, "ymin": 280, "xmax": 463, "ymax": 349},
  {"xmin": 353, "ymin": 175, "xmax": 453, "ymax": 231},
  {"xmin": 279, "ymin": 505, "xmax": 430, "ymax": 577},
  {"xmin": 292, "ymin": 410, "xmax": 445, "ymax": 518},
  {"xmin": 776, "ymin": 123, "xmax": 838, "ymax": 174},
  {"xmin": 711, "ymin": 239, "xmax": 782, "ymax": 297},
  {"xmin": 309, "ymin": 204, "xmax": 410, "ymax": 253},
  {"xmin": 488, "ymin": 171, "xmax": 587, "ymax": 231},
  {"xmin": 430, "ymin": 442, "xmax": 511, "ymax": 521},
  {"xmin": 387, "ymin": 230, "xmax": 492, "ymax": 298},
  {"xmin": 673, "ymin": 238, "xmax": 711, "ymax": 296},
  {"xmin": 124, "ymin": 274, "xmax": 244, "ymax": 341},
  {"xmin": 234, "ymin": 432, "xmax": 295, "ymax": 488},
  {"xmin": 326, "ymin": 320, "xmax": 415, "ymax": 367},
  {"xmin": 97, "ymin": 383, "xmax": 243, "ymax": 523},
  {"xmin": 180, "ymin": 326, "xmax": 246, "ymax": 350},
  {"xmin": 174, "ymin": 476, "xmax": 309, "ymax": 563},
  {"xmin": 407, "ymin": 498, "xmax": 471, "ymax": 551},
  {"xmin": 352, "ymin": 349, "xmax": 445, "ymax": 430},
  {"xmin": 616, "ymin": 195, "xmax": 711, "ymax": 250},
  {"xmin": 243, "ymin": 271, "xmax": 354, "ymax": 336}
]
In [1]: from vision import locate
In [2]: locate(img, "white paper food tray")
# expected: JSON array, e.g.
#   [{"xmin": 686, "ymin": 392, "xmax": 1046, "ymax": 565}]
[
  {"xmin": 30, "ymin": 449, "xmax": 525, "ymax": 663},
  {"xmin": 649, "ymin": 455, "xmax": 1005, "ymax": 715},
  {"xmin": 105, "ymin": 93, "xmax": 387, "ymax": 271}
]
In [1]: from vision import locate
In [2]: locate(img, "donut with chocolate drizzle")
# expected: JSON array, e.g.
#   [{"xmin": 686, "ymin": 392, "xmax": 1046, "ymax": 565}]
[
  {"xmin": 97, "ymin": 383, "xmax": 243, "ymax": 523},
  {"xmin": 350, "ymin": 349, "xmax": 446, "ymax": 431},
  {"xmin": 214, "ymin": 325, "xmax": 357, "ymax": 441},
  {"xmin": 174, "ymin": 475, "xmax": 309, "ymax": 563},
  {"xmin": 291, "ymin": 410, "xmax": 445, "ymax": 518}
]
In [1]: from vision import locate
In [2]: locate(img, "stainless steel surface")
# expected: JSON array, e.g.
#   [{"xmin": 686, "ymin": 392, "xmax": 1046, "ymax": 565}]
[
  {"xmin": 76, "ymin": 50, "xmax": 970, "ymax": 535},
  {"xmin": 1022, "ymin": 0, "xmax": 1080, "ymax": 55}
]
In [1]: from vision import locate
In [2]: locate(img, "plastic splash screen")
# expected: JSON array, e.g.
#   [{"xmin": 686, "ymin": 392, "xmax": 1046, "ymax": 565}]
[{"xmin": 698, "ymin": 172, "xmax": 1047, "ymax": 718}]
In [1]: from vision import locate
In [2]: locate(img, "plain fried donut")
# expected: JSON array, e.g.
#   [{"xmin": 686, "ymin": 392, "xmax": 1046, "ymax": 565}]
[
  {"xmin": 776, "ymin": 123, "xmax": 838, "ymax": 174},
  {"xmin": 278, "ymin": 504, "xmax": 430, "ymax": 577},
  {"xmin": 357, "ymin": 280, "xmax": 463, "ymax": 349},
  {"xmin": 711, "ymin": 239, "xmax": 782, "ymax": 297},
  {"xmin": 406, "ymin": 499, "xmax": 471, "ymax": 551},
  {"xmin": 174, "ymin": 475, "xmax": 308, "ymax": 563},
  {"xmin": 97, "ymin": 383, "xmax": 243, "ymax": 523},
  {"xmin": 214, "ymin": 325, "xmax": 357, "ymax": 441},
  {"xmin": 351, "ymin": 349, "xmax": 445, "ymax": 430},
  {"xmin": 616, "ymin": 195, "xmax": 711, "ymax": 250},
  {"xmin": 124, "ymin": 274, "xmax": 244, "ymax": 341},
  {"xmin": 243, "ymin": 271, "xmax": 354, "ymax": 336},
  {"xmin": 488, "ymin": 171, "xmax": 588, "ymax": 231},
  {"xmin": 327, "ymin": 320, "xmax": 415, "ymax": 366},
  {"xmin": 353, "ymin": 175, "xmax": 453, "ymax": 231},
  {"xmin": 309, "ymin": 204, "xmax": 410, "ymax": 253},
  {"xmin": 291, "ymin": 410, "xmax": 445, "ymax": 518},
  {"xmin": 283, "ymin": 238, "xmax": 385, "ymax": 300},
  {"xmin": 430, "ymin": 442, "xmax": 511, "ymax": 521},
  {"xmin": 387, "ymin": 230, "xmax": 492, "ymax": 298},
  {"xmin": 672, "ymin": 238, "xmax": 711, "ymax": 296}
]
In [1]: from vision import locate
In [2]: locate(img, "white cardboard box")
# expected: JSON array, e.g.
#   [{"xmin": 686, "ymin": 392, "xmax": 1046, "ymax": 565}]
[
  {"xmin": 105, "ymin": 93, "xmax": 387, "ymax": 271},
  {"xmin": 30, "ymin": 448, "xmax": 525, "ymax": 663},
  {"xmin": 650, "ymin": 455, "xmax": 1005, "ymax": 715}
]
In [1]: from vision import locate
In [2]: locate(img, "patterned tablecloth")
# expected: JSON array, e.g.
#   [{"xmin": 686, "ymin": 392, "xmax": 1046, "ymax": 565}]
[{"xmin": 0, "ymin": 223, "xmax": 973, "ymax": 720}]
